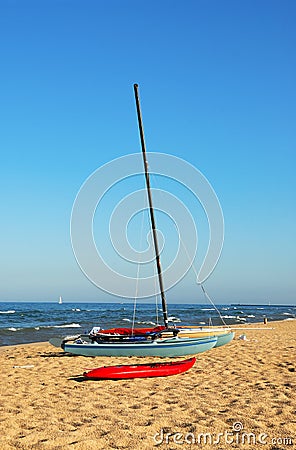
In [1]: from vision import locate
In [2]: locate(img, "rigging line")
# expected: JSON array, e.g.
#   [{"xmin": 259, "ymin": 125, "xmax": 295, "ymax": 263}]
[
  {"xmin": 147, "ymin": 171, "xmax": 165, "ymax": 326},
  {"xmin": 176, "ymin": 228, "xmax": 228, "ymax": 327},
  {"xmin": 148, "ymin": 176, "xmax": 227, "ymax": 327},
  {"xmin": 148, "ymin": 161, "xmax": 226, "ymax": 326},
  {"xmin": 131, "ymin": 298, "xmax": 137, "ymax": 336},
  {"xmin": 132, "ymin": 206, "xmax": 147, "ymax": 334},
  {"xmin": 199, "ymin": 283, "xmax": 227, "ymax": 327},
  {"xmin": 154, "ymin": 262, "xmax": 160, "ymax": 326}
]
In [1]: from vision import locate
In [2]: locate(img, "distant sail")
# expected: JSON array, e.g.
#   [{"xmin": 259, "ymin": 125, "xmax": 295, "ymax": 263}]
[{"xmin": 59, "ymin": 296, "xmax": 63, "ymax": 305}]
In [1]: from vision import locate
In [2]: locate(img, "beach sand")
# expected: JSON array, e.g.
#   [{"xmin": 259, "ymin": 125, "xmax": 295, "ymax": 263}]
[{"xmin": 0, "ymin": 320, "xmax": 295, "ymax": 450}]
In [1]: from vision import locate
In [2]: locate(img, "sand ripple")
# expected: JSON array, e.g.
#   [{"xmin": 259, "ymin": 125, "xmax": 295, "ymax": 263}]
[{"xmin": 0, "ymin": 320, "xmax": 295, "ymax": 449}]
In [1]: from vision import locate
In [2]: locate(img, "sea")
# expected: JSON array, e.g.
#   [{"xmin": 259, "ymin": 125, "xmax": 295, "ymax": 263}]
[{"xmin": 0, "ymin": 302, "xmax": 295, "ymax": 347}]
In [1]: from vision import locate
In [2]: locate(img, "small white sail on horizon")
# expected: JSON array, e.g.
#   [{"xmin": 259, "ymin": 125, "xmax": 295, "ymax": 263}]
[{"xmin": 58, "ymin": 296, "xmax": 63, "ymax": 305}]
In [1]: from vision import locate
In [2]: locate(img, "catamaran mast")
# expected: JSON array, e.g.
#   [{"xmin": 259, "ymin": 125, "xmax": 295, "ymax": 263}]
[{"xmin": 133, "ymin": 83, "xmax": 169, "ymax": 328}]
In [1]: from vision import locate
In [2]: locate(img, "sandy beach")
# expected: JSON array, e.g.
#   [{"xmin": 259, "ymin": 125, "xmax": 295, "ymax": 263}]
[{"xmin": 0, "ymin": 320, "xmax": 295, "ymax": 450}]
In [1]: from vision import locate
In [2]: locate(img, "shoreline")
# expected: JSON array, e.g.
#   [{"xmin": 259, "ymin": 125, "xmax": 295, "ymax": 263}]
[
  {"xmin": 0, "ymin": 318, "xmax": 285, "ymax": 350},
  {"xmin": 1, "ymin": 302, "xmax": 295, "ymax": 350},
  {"xmin": 0, "ymin": 341, "xmax": 49, "ymax": 351}
]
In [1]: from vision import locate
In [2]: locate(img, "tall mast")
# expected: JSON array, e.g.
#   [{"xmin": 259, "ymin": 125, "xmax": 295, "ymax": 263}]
[{"xmin": 133, "ymin": 84, "xmax": 169, "ymax": 328}]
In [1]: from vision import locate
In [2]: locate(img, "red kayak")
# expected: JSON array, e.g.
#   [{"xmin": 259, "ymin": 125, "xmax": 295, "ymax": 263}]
[{"xmin": 83, "ymin": 357, "xmax": 196, "ymax": 379}]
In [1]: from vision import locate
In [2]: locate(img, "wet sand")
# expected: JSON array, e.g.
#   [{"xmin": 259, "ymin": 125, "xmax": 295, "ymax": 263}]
[{"xmin": 0, "ymin": 320, "xmax": 295, "ymax": 449}]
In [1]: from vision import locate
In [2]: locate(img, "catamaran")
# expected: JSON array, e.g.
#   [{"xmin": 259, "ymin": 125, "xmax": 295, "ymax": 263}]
[{"xmin": 59, "ymin": 84, "xmax": 234, "ymax": 357}]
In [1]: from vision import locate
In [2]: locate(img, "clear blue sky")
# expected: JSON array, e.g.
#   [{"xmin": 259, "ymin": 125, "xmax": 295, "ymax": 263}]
[{"xmin": 0, "ymin": 0, "xmax": 295, "ymax": 304}]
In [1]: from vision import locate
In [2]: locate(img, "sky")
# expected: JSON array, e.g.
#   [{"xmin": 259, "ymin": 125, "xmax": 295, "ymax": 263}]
[{"xmin": 0, "ymin": 0, "xmax": 295, "ymax": 304}]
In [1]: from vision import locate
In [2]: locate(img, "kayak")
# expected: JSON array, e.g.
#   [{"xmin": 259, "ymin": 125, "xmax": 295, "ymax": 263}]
[{"xmin": 83, "ymin": 357, "xmax": 196, "ymax": 379}]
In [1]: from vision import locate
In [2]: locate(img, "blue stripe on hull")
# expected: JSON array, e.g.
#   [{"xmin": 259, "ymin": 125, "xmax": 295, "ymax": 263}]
[{"xmin": 64, "ymin": 336, "xmax": 218, "ymax": 357}]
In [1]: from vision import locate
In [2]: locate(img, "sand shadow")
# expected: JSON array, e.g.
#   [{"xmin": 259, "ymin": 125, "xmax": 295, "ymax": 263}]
[
  {"xmin": 40, "ymin": 352, "xmax": 79, "ymax": 358},
  {"xmin": 68, "ymin": 376, "xmax": 87, "ymax": 382},
  {"xmin": 69, "ymin": 375, "xmax": 123, "ymax": 383}
]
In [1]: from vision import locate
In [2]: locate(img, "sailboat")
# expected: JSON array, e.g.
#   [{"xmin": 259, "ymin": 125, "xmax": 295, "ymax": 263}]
[
  {"xmin": 58, "ymin": 296, "xmax": 63, "ymax": 305},
  {"xmin": 62, "ymin": 85, "xmax": 219, "ymax": 357},
  {"xmin": 61, "ymin": 84, "xmax": 232, "ymax": 357}
]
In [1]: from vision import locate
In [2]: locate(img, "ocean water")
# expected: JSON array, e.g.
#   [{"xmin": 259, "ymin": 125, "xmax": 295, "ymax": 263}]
[{"xmin": 0, "ymin": 302, "xmax": 295, "ymax": 346}]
